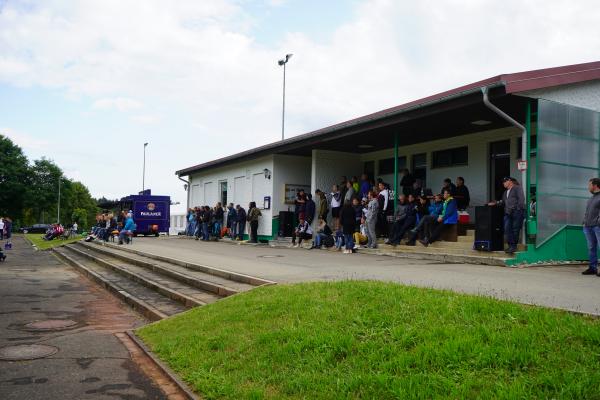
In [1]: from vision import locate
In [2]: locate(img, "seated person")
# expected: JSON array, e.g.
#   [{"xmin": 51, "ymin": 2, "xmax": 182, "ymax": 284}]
[
  {"xmin": 353, "ymin": 219, "xmax": 368, "ymax": 248},
  {"xmin": 291, "ymin": 217, "xmax": 313, "ymax": 248},
  {"xmin": 384, "ymin": 195, "xmax": 408, "ymax": 245},
  {"xmin": 388, "ymin": 194, "xmax": 418, "ymax": 246},
  {"xmin": 311, "ymin": 218, "xmax": 333, "ymax": 249},
  {"xmin": 420, "ymin": 189, "xmax": 458, "ymax": 246},
  {"xmin": 118, "ymin": 214, "xmax": 136, "ymax": 245},
  {"xmin": 406, "ymin": 194, "xmax": 443, "ymax": 245}
]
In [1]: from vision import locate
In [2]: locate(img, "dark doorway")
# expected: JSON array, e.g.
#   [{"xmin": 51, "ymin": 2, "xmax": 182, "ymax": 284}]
[
  {"xmin": 412, "ymin": 153, "xmax": 427, "ymax": 189},
  {"xmin": 363, "ymin": 161, "xmax": 375, "ymax": 180},
  {"xmin": 489, "ymin": 140, "xmax": 511, "ymax": 201}
]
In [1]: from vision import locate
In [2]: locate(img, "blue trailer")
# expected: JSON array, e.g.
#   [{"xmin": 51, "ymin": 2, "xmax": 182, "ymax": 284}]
[{"xmin": 120, "ymin": 191, "xmax": 170, "ymax": 236}]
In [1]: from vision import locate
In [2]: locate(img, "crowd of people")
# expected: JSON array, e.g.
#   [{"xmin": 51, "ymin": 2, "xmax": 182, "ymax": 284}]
[
  {"xmin": 86, "ymin": 211, "xmax": 136, "ymax": 245},
  {"xmin": 287, "ymin": 173, "xmax": 470, "ymax": 254},
  {"xmin": 185, "ymin": 202, "xmax": 262, "ymax": 243}
]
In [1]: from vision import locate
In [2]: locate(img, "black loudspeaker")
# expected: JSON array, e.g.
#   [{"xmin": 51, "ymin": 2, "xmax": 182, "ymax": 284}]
[
  {"xmin": 474, "ymin": 206, "xmax": 504, "ymax": 251},
  {"xmin": 278, "ymin": 211, "xmax": 294, "ymax": 237}
]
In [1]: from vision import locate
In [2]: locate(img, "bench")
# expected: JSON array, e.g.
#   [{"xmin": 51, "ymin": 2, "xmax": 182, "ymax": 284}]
[{"xmin": 440, "ymin": 224, "xmax": 458, "ymax": 242}]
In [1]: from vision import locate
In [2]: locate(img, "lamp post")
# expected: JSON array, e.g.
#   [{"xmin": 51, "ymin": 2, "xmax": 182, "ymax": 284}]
[
  {"xmin": 142, "ymin": 142, "xmax": 148, "ymax": 193},
  {"xmin": 278, "ymin": 53, "xmax": 293, "ymax": 140},
  {"xmin": 57, "ymin": 176, "xmax": 61, "ymax": 224}
]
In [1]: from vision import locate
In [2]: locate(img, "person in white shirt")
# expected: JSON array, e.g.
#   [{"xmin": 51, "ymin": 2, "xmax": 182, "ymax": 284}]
[
  {"xmin": 291, "ymin": 217, "xmax": 313, "ymax": 248},
  {"xmin": 330, "ymin": 184, "xmax": 342, "ymax": 229},
  {"xmin": 0, "ymin": 218, "xmax": 4, "ymax": 241}
]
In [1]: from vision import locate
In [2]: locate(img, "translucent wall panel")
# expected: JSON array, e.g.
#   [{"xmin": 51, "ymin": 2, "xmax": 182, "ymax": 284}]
[{"xmin": 537, "ymin": 99, "xmax": 600, "ymax": 246}]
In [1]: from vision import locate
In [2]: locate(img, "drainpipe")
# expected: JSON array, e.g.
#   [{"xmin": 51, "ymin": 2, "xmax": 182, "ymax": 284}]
[
  {"xmin": 178, "ymin": 175, "xmax": 190, "ymax": 210},
  {"xmin": 481, "ymin": 87, "xmax": 527, "ymax": 245}
]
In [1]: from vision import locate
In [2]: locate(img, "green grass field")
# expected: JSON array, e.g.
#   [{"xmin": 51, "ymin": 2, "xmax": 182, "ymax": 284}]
[
  {"xmin": 24, "ymin": 232, "xmax": 82, "ymax": 250},
  {"xmin": 137, "ymin": 281, "xmax": 600, "ymax": 399}
]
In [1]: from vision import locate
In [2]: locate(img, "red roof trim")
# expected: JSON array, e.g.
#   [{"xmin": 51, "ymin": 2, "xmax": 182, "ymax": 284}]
[{"xmin": 177, "ymin": 60, "xmax": 600, "ymax": 176}]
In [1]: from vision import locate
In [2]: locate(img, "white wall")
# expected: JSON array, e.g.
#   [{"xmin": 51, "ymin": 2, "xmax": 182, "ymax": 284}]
[
  {"xmin": 272, "ymin": 154, "xmax": 312, "ymax": 215},
  {"xmin": 518, "ymin": 80, "xmax": 600, "ymax": 112},
  {"xmin": 188, "ymin": 156, "xmax": 274, "ymax": 237}
]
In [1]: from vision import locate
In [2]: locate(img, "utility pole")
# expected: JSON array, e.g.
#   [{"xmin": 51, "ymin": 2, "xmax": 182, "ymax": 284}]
[
  {"xmin": 57, "ymin": 177, "xmax": 61, "ymax": 224},
  {"xmin": 278, "ymin": 54, "xmax": 293, "ymax": 140},
  {"xmin": 143, "ymin": 142, "xmax": 148, "ymax": 192}
]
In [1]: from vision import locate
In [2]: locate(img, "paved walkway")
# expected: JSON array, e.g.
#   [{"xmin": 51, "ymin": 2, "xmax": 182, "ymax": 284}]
[
  {"xmin": 126, "ymin": 236, "xmax": 600, "ymax": 315},
  {"xmin": 0, "ymin": 236, "xmax": 166, "ymax": 400}
]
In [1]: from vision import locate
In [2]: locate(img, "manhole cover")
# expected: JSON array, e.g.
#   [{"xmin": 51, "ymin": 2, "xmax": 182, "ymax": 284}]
[
  {"xmin": 0, "ymin": 344, "xmax": 58, "ymax": 361},
  {"xmin": 23, "ymin": 319, "xmax": 78, "ymax": 331},
  {"xmin": 257, "ymin": 255, "xmax": 285, "ymax": 258}
]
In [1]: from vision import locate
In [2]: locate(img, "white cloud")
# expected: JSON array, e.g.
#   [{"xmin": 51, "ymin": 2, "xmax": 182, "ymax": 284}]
[
  {"xmin": 130, "ymin": 114, "xmax": 160, "ymax": 125},
  {"xmin": 92, "ymin": 97, "xmax": 143, "ymax": 111},
  {"xmin": 0, "ymin": 0, "xmax": 598, "ymax": 200},
  {"xmin": 1, "ymin": 127, "xmax": 49, "ymax": 150}
]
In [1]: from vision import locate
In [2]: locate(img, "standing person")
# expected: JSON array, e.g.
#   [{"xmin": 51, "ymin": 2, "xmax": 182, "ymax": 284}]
[
  {"xmin": 344, "ymin": 181, "xmax": 355, "ymax": 204},
  {"xmin": 3, "ymin": 217, "xmax": 12, "ymax": 249},
  {"xmin": 376, "ymin": 182, "xmax": 390, "ymax": 237},
  {"xmin": 226, "ymin": 203, "xmax": 237, "ymax": 239},
  {"xmin": 315, "ymin": 190, "xmax": 329, "ymax": 221},
  {"xmin": 488, "ymin": 177, "xmax": 525, "ymax": 254},
  {"xmin": 400, "ymin": 169, "xmax": 415, "ymax": 197},
  {"xmin": 412, "ymin": 179, "xmax": 425, "ymax": 198},
  {"xmin": 305, "ymin": 194, "xmax": 316, "ymax": 225},
  {"xmin": 454, "ymin": 177, "xmax": 470, "ymax": 210},
  {"xmin": 359, "ymin": 173, "xmax": 371, "ymax": 199},
  {"xmin": 340, "ymin": 176, "xmax": 349, "ymax": 202},
  {"xmin": 213, "ymin": 202, "xmax": 224, "ymax": 238},
  {"xmin": 440, "ymin": 178, "xmax": 457, "ymax": 197},
  {"xmin": 340, "ymin": 201, "xmax": 356, "ymax": 254},
  {"xmin": 365, "ymin": 190, "xmax": 379, "ymax": 249},
  {"xmin": 294, "ymin": 189, "xmax": 307, "ymax": 221},
  {"xmin": 330, "ymin": 184, "xmax": 342, "ymax": 229},
  {"xmin": 351, "ymin": 176, "xmax": 360, "ymax": 193},
  {"xmin": 247, "ymin": 202, "xmax": 262, "ymax": 243},
  {"xmin": 235, "ymin": 205, "xmax": 246, "ymax": 240},
  {"xmin": 581, "ymin": 178, "xmax": 600, "ymax": 275},
  {"xmin": 0, "ymin": 217, "xmax": 4, "ymax": 241},
  {"xmin": 291, "ymin": 217, "xmax": 313, "ymax": 248}
]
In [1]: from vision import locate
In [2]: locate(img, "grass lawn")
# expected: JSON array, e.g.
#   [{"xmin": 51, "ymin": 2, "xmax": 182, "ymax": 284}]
[
  {"xmin": 24, "ymin": 233, "xmax": 82, "ymax": 250},
  {"xmin": 137, "ymin": 281, "xmax": 600, "ymax": 399}
]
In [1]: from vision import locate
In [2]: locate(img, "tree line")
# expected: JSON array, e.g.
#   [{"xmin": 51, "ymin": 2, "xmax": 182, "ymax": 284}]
[{"xmin": 0, "ymin": 134, "xmax": 99, "ymax": 230}]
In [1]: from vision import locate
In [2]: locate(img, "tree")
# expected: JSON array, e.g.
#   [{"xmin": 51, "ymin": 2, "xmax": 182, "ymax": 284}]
[
  {"xmin": 0, "ymin": 135, "xmax": 31, "ymax": 226},
  {"xmin": 26, "ymin": 158, "xmax": 63, "ymax": 223}
]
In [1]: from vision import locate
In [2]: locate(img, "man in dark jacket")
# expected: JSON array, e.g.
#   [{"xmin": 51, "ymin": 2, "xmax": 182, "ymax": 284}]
[
  {"xmin": 488, "ymin": 177, "xmax": 525, "ymax": 254},
  {"xmin": 582, "ymin": 178, "xmax": 600, "ymax": 275},
  {"xmin": 305, "ymin": 193, "xmax": 316, "ymax": 224},
  {"xmin": 440, "ymin": 178, "xmax": 457, "ymax": 197},
  {"xmin": 454, "ymin": 177, "xmax": 470, "ymax": 210},
  {"xmin": 400, "ymin": 169, "xmax": 415, "ymax": 196},
  {"xmin": 235, "ymin": 205, "xmax": 246, "ymax": 241}
]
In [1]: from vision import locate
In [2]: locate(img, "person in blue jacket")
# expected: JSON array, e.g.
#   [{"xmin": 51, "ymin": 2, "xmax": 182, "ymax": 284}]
[
  {"xmin": 118, "ymin": 213, "xmax": 136, "ymax": 245},
  {"xmin": 420, "ymin": 189, "xmax": 458, "ymax": 246}
]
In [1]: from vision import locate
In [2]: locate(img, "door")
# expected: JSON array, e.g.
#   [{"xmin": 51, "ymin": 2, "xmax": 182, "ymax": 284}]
[
  {"xmin": 204, "ymin": 181, "xmax": 215, "ymax": 206},
  {"xmin": 219, "ymin": 180, "xmax": 228, "ymax": 205},
  {"xmin": 233, "ymin": 176, "xmax": 245, "ymax": 206},
  {"xmin": 489, "ymin": 140, "xmax": 511, "ymax": 201},
  {"xmin": 412, "ymin": 153, "xmax": 427, "ymax": 188}
]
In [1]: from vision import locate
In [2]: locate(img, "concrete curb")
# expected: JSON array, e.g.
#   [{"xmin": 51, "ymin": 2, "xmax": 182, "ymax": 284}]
[
  {"xmin": 126, "ymin": 330, "xmax": 199, "ymax": 400},
  {"xmin": 94, "ymin": 241, "xmax": 276, "ymax": 287},
  {"xmin": 52, "ymin": 248, "xmax": 167, "ymax": 321}
]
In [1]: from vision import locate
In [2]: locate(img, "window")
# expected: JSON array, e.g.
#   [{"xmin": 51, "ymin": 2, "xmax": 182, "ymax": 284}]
[
  {"xmin": 431, "ymin": 147, "xmax": 468, "ymax": 168},
  {"xmin": 377, "ymin": 156, "xmax": 407, "ymax": 175}
]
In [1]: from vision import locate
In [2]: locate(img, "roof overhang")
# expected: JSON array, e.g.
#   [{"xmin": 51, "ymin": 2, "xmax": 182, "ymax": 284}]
[{"xmin": 176, "ymin": 60, "xmax": 600, "ymax": 176}]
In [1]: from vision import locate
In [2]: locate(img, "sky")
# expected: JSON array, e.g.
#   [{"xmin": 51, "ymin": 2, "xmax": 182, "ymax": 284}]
[{"xmin": 1, "ymin": 0, "xmax": 599, "ymax": 213}]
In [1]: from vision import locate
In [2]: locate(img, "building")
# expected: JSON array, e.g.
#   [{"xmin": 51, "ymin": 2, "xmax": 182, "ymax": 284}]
[{"xmin": 176, "ymin": 61, "xmax": 600, "ymax": 265}]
